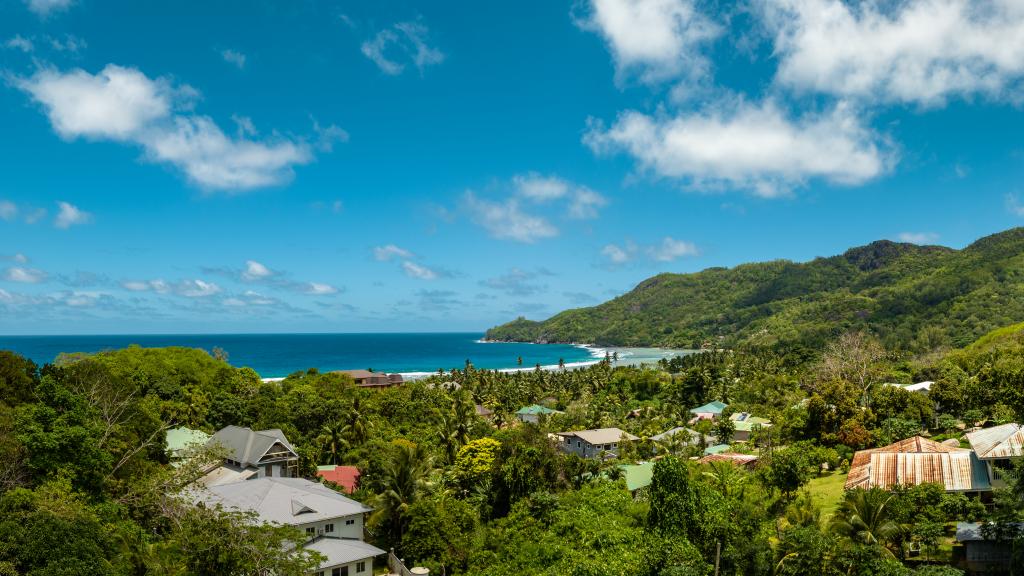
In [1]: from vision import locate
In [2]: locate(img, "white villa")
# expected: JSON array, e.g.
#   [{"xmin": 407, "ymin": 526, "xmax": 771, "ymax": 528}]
[{"xmin": 195, "ymin": 476, "xmax": 384, "ymax": 576}]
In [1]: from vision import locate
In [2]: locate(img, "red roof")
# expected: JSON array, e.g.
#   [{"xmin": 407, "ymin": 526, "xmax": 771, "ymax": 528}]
[{"xmin": 317, "ymin": 465, "xmax": 361, "ymax": 494}]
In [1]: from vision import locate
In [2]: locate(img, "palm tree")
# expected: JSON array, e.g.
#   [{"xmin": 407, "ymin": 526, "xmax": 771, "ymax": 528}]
[
  {"xmin": 346, "ymin": 397, "xmax": 370, "ymax": 445},
  {"xmin": 829, "ymin": 488, "xmax": 901, "ymax": 552},
  {"xmin": 316, "ymin": 421, "xmax": 350, "ymax": 466},
  {"xmin": 701, "ymin": 460, "xmax": 748, "ymax": 500},
  {"xmin": 371, "ymin": 441, "xmax": 434, "ymax": 545}
]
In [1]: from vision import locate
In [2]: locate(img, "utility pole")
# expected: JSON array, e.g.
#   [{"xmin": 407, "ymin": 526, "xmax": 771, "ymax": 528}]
[{"xmin": 714, "ymin": 540, "xmax": 720, "ymax": 576}]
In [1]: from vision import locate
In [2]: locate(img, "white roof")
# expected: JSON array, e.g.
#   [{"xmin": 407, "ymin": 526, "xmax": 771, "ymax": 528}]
[
  {"xmin": 304, "ymin": 537, "xmax": 385, "ymax": 567},
  {"xmin": 194, "ymin": 477, "xmax": 372, "ymax": 526},
  {"xmin": 558, "ymin": 427, "xmax": 638, "ymax": 445}
]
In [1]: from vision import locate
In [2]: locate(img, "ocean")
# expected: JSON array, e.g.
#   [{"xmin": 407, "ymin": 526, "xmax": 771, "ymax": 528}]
[{"xmin": 0, "ymin": 333, "xmax": 683, "ymax": 378}]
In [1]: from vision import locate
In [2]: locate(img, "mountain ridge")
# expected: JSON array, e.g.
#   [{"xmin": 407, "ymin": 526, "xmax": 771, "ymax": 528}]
[{"xmin": 485, "ymin": 228, "xmax": 1024, "ymax": 350}]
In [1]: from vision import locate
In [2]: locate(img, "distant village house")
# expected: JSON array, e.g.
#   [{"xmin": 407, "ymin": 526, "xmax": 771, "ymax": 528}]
[
  {"xmin": 556, "ymin": 427, "xmax": 638, "ymax": 459},
  {"xmin": 332, "ymin": 369, "xmax": 404, "ymax": 389}
]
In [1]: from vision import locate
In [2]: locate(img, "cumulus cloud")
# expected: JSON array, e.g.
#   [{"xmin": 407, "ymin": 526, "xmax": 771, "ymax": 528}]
[
  {"xmin": 585, "ymin": 100, "xmax": 892, "ymax": 197},
  {"xmin": 462, "ymin": 191, "xmax": 558, "ymax": 243},
  {"xmin": 17, "ymin": 64, "xmax": 318, "ymax": 191},
  {"xmin": 25, "ymin": 0, "xmax": 74, "ymax": 17},
  {"xmin": 763, "ymin": 0, "xmax": 1024, "ymax": 106},
  {"xmin": 221, "ymin": 49, "xmax": 247, "ymax": 69},
  {"xmin": 362, "ymin": 21, "xmax": 444, "ymax": 76},
  {"xmin": 241, "ymin": 260, "xmax": 273, "ymax": 281},
  {"xmin": 120, "ymin": 278, "xmax": 220, "ymax": 298},
  {"xmin": 647, "ymin": 236, "xmax": 699, "ymax": 260},
  {"xmin": 577, "ymin": 0, "xmax": 720, "ymax": 86},
  {"xmin": 6, "ymin": 35, "xmax": 34, "ymax": 52},
  {"xmin": 54, "ymin": 201, "xmax": 91, "ymax": 229},
  {"xmin": 512, "ymin": 173, "xmax": 608, "ymax": 220},
  {"xmin": 402, "ymin": 261, "xmax": 440, "ymax": 280},
  {"xmin": 601, "ymin": 242, "xmax": 635, "ymax": 264},
  {"xmin": 3, "ymin": 267, "xmax": 47, "ymax": 283},
  {"xmin": 303, "ymin": 282, "xmax": 339, "ymax": 295},
  {"xmin": 897, "ymin": 231, "xmax": 940, "ymax": 245}
]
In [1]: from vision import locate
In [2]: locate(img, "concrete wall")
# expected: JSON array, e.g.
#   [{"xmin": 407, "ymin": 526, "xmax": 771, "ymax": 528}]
[{"xmin": 298, "ymin": 514, "xmax": 364, "ymax": 541}]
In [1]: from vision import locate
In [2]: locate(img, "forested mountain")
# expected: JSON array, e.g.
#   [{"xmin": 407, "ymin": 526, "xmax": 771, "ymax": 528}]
[{"xmin": 486, "ymin": 227, "xmax": 1024, "ymax": 350}]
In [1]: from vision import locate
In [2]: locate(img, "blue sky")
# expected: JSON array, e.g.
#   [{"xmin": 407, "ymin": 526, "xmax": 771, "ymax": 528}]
[{"xmin": 2, "ymin": 0, "xmax": 1024, "ymax": 334}]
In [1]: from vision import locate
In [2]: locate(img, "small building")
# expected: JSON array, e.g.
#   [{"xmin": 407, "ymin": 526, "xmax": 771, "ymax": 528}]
[
  {"xmin": 475, "ymin": 404, "xmax": 494, "ymax": 419},
  {"xmin": 165, "ymin": 426, "xmax": 210, "ymax": 463},
  {"xmin": 317, "ymin": 465, "xmax": 361, "ymax": 494},
  {"xmin": 556, "ymin": 427, "xmax": 638, "ymax": 459},
  {"xmin": 204, "ymin": 425, "xmax": 299, "ymax": 484},
  {"xmin": 689, "ymin": 400, "xmax": 728, "ymax": 422},
  {"xmin": 729, "ymin": 412, "xmax": 772, "ymax": 442},
  {"xmin": 618, "ymin": 461, "xmax": 654, "ymax": 493},
  {"xmin": 332, "ymin": 369, "xmax": 404, "ymax": 389},
  {"xmin": 651, "ymin": 426, "xmax": 716, "ymax": 451},
  {"xmin": 699, "ymin": 453, "xmax": 759, "ymax": 469},
  {"xmin": 193, "ymin": 477, "xmax": 383, "ymax": 576},
  {"xmin": 845, "ymin": 436, "xmax": 991, "ymax": 495},
  {"xmin": 884, "ymin": 381, "xmax": 934, "ymax": 393},
  {"xmin": 955, "ymin": 522, "xmax": 1019, "ymax": 574},
  {"xmin": 516, "ymin": 404, "xmax": 563, "ymax": 424},
  {"xmin": 966, "ymin": 423, "xmax": 1024, "ymax": 485},
  {"xmin": 703, "ymin": 444, "xmax": 731, "ymax": 456}
]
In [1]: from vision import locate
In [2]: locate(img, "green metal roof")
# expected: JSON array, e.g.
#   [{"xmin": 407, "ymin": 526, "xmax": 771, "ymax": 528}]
[
  {"xmin": 166, "ymin": 427, "xmax": 210, "ymax": 454},
  {"xmin": 516, "ymin": 404, "xmax": 562, "ymax": 415},
  {"xmin": 690, "ymin": 400, "xmax": 728, "ymax": 414},
  {"xmin": 619, "ymin": 462, "xmax": 655, "ymax": 492},
  {"xmin": 704, "ymin": 444, "xmax": 731, "ymax": 455}
]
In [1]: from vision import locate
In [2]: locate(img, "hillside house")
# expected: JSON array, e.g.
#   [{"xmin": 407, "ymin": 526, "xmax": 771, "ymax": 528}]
[
  {"xmin": 966, "ymin": 423, "xmax": 1024, "ymax": 485},
  {"xmin": 556, "ymin": 427, "xmax": 638, "ymax": 459},
  {"xmin": 846, "ymin": 436, "xmax": 991, "ymax": 495},
  {"xmin": 729, "ymin": 412, "xmax": 772, "ymax": 442},
  {"xmin": 516, "ymin": 404, "xmax": 563, "ymax": 424},
  {"xmin": 194, "ymin": 477, "xmax": 383, "ymax": 576},
  {"xmin": 165, "ymin": 426, "xmax": 210, "ymax": 464},
  {"xmin": 332, "ymin": 369, "xmax": 403, "ymax": 389},
  {"xmin": 317, "ymin": 465, "xmax": 361, "ymax": 494},
  {"xmin": 203, "ymin": 426, "xmax": 299, "ymax": 485},
  {"xmin": 689, "ymin": 400, "xmax": 728, "ymax": 422}
]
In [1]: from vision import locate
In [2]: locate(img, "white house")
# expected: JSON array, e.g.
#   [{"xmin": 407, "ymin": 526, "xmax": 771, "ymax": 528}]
[
  {"xmin": 203, "ymin": 425, "xmax": 299, "ymax": 485},
  {"xmin": 194, "ymin": 477, "xmax": 384, "ymax": 576}
]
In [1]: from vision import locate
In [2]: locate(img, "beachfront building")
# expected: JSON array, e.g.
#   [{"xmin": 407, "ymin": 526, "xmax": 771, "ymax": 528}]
[
  {"xmin": 729, "ymin": 412, "xmax": 772, "ymax": 442},
  {"xmin": 317, "ymin": 465, "xmax": 361, "ymax": 494},
  {"xmin": 165, "ymin": 426, "xmax": 210, "ymax": 464},
  {"xmin": 203, "ymin": 425, "xmax": 299, "ymax": 485},
  {"xmin": 846, "ymin": 436, "xmax": 991, "ymax": 495},
  {"xmin": 194, "ymin": 477, "xmax": 383, "ymax": 576},
  {"xmin": 516, "ymin": 404, "xmax": 563, "ymax": 424},
  {"xmin": 689, "ymin": 400, "xmax": 728, "ymax": 423},
  {"xmin": 332, "ymin": 369, "xmax": 404, "ymax": 389},
  {"xmin": 556, "ymin": 427, "xmax": 638, "ymax": 459},
  {"xmin": 966, "ymin": 423, "xmax": 1024, "ymax": 485}
]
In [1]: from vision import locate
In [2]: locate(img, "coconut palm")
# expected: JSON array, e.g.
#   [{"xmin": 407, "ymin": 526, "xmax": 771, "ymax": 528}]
[
  {"xmin": 316, "ymin": 421, "xmax": 350, "ymax": 466},
  {"xmin": 370, "ymin": 440, "xmax": 434, "ymax": 545},
  {"xmin": 701, "ymin": 460, "xmax": 748, "ymax": 500},
  {"xmin": 829, "ymin": 488, "xmax": 901, "ymax": 551}
]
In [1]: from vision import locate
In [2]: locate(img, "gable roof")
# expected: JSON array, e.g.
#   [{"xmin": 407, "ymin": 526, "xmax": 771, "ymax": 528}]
[
  {"xmin": 304, "ymin": 537, "xmax": 385, "ymax": 568},
  {"xmin": 558, "ymin": 427, "xmax": 638, "ymax": 445},
  {"xmin": 194, "ymin": 477, "xmax": 372, "ymax": 526},
  {"xmin": 729, "ymin": 412, "xmax": 772, "ymax": 432},
  {"xmin": 516, "ymin": 404, "xmax": 562, "ymax": 416},
  {"xmin": 690, "ymin": 400, "xmax": 727, "ymax": 414},
  {"xmin": 846, "ymin": 436, "xmax": 991, "ymax": 492},
  {"xmin": 966, "ymin": 423, "xmax": 1024, "ymax": 460},
  {"xmin": 651, "ymin": 427, "xmax": 701, "ymax": 443},
  {"xmin": 208, "ymin": 425, "xmax": 297, "ymax": 468},
  {"xmin": 618, "ymin": 462, "xmax": 654, "ymax": 492},
  {"xmin": 317, "ymin": 465, "xmax": 361, "ymax": 494}
]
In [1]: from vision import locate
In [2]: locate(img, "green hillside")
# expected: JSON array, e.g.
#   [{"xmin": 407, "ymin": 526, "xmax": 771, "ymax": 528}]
[{"xmin": 486, "ymin": 227, "xmax": 1024, "ymax": 350}]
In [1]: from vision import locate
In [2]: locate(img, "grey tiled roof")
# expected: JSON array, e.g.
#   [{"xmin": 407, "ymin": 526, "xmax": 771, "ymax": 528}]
[{"xmin": 194, "ymin": 477, "xmax": 372, "ymax": 526}]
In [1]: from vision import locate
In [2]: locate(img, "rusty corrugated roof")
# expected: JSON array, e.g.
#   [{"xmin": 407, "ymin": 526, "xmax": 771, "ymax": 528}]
[
  {"xmin": 966, "ymin": 423, "xmax": 1024, "ymax": 460},
  {"xmin": 845, "ymin": 436, "xmax": 990, "ymax": 492}
]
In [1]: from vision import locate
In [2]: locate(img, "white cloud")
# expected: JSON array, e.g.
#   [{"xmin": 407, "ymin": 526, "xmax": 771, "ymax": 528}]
[
  {"xmin": 764, "ymin": 0, "xmax": 1024, "ymax": 106},
  {"xmin": 568, "ymin": 186, "xmax": 608, "ymax": 219},
  {"xmin": 221, "ymin": 49, "xmax": 247, "ymax": 69},
  {"xmin": 6, "ymin": 35, "xmax": 34, "ymax": 52},
  {"xmin": 242, "ymin": 260, "xmax": 273, "ymax": 280},
  {"xmin": 54, "ymin": 201, "xmax": 91, "ymax": 229},
  {"xmin": 373, "ymin": 244, "xmax": 414, "ymax": 261},
  {"xmin": 897, "ymin": 231, "xmax": 939, "ymax": 245},
  {"xmin": 602, "ymin": 242, "xmax": 636, "ymax": 264},
  {"xmin": 303, "ymin": 282, "xmax": 339, "ymax": 295},
  {"xmin": 463, "ymin": 191, "xmax": 558, "ymax": 243},
  {"xmin": 174, "ymin": 279, "xmax": 221, "ymax": 298},
  {"xmin": 578, "ymin": 0, "xmax": 720, "ymax": 85},
  {"xmin": 13, "ymin": 254, "xmax": 28, "ymax": 264},
  {"xmin": 25, "ymin": 0, "xmax": 73, "ymax": 17},
  {"xmin": 0, "ymin": 201, "xmax": 16, "ymax": 221},
  {"xmin": 647, "ymin": 236, "xmax": 699, "ymax": 260},
  {"xmin": 585, "ymin": 100, "xmax": 891, "ymax": 197},
  {"xmin": 514, "ymin": 174, "xmax": 570, "ymax": 201},
  {"xmin": 362, "ymin": 21, "xmax": 444, "ymax": 76},
  {"xmin": 18, "ymin": 64, "xmax": 316, "ymax": 191},
  {"xmin": 3, "ymin": 267, "xmax": 47, "ymax": 283},
  {"xmin": 402, "ymin": 261, "xmax": 439, "ymax": 280},
  {"xmin": 120, "ymin": 278, "xmax": 219, "ymax": 297}
]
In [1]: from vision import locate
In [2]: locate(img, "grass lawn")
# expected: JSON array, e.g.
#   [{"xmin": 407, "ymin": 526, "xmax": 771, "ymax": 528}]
[{"xmin": 806, "ymin": 471, "xmax": 848, "ymax": 519}]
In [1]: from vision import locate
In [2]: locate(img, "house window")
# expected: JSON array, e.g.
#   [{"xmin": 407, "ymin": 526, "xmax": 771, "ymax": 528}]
[
  {"xmin": 332, "ymin": 567, "xmax": 349, "ymax": 576},
  {"xmin": 345, "ymin": 519, "xmax": 355, "ymax": 525},
  {"xmin": 316, "ymin": 572, "xmax": 324, "ymax": 576},
  {"xmin": 356, "ymin": 561, "xmax": 366, "ymax": 572},
  {"xmin": 604, "ymin": 444, "xmax": 611, "ymax": 450},
  {"xmin": 305, "ymin": 527, "xmax": 315, "ymax": 536},
  {"xmin": 576, "ymin": 441, "xmax": 581, "ymax": 448},
  {"xmin": 325, "ymin": 523, "xmax": 334, "ymax": 533}
]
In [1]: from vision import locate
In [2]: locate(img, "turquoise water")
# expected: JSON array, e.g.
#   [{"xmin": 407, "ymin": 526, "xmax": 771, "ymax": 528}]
[{"xmin": 0, "ymin": 332, "xmax": 602, "ymax": 378}]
